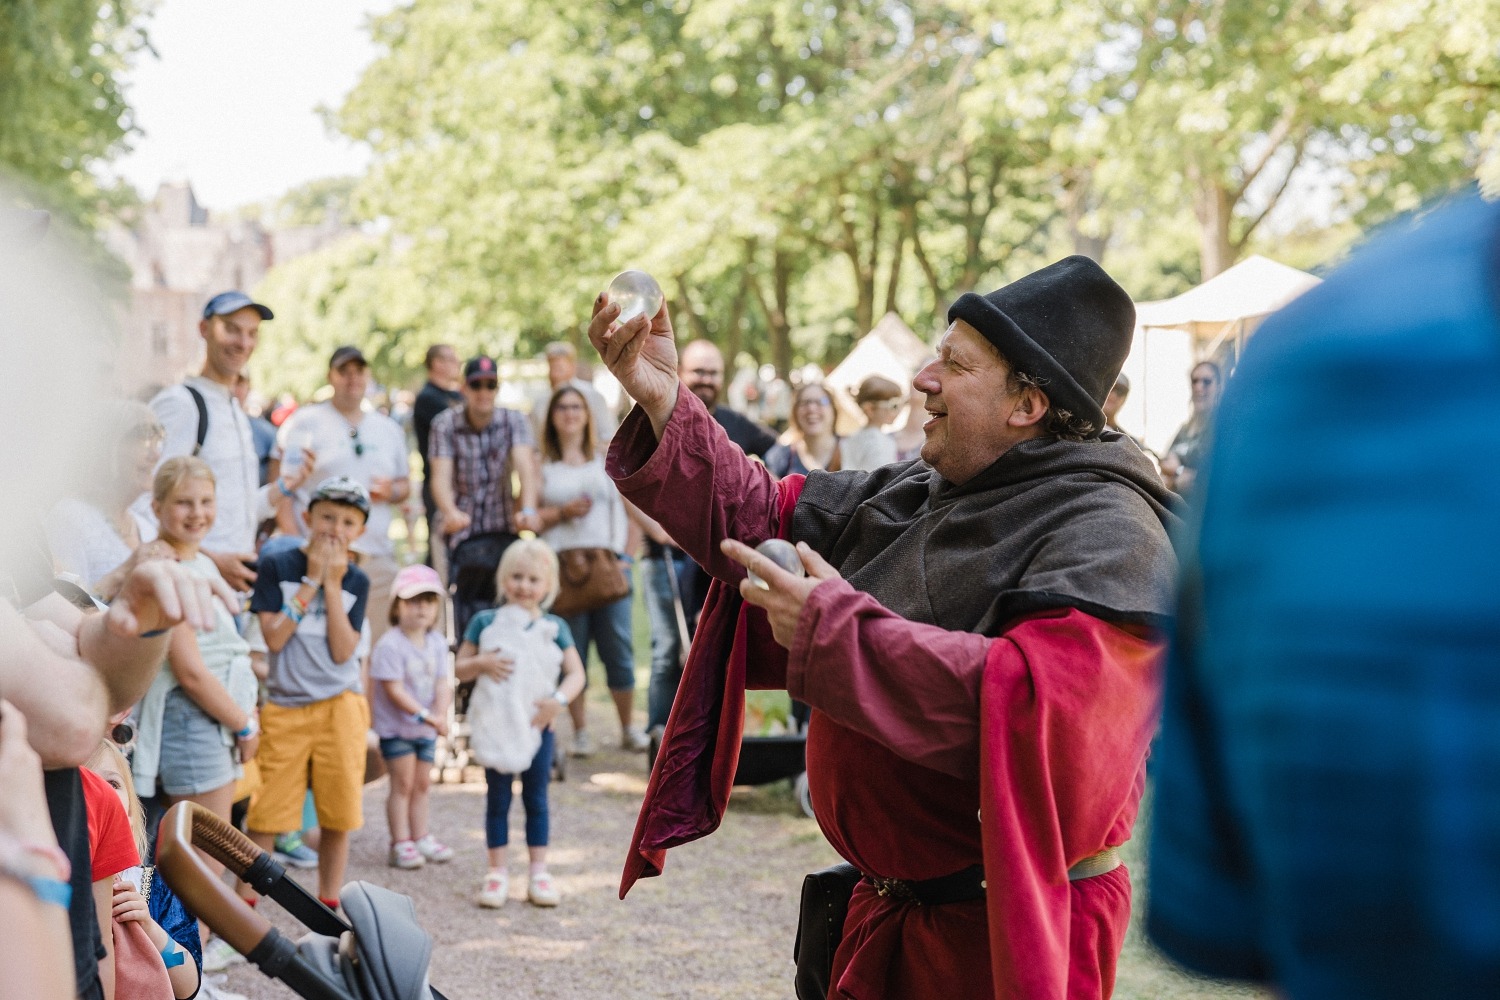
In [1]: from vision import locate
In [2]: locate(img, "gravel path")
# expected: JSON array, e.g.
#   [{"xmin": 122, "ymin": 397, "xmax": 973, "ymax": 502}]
[
  {"xmin": 205, "ymin": 746, "xmax": 1261, "ymax": 1000},
  {"xmin": 211, "ymin": 742, "xmax": 837, "ymax": 999}
]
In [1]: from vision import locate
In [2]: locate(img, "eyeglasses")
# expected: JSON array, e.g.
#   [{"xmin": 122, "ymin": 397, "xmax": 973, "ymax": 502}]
[
  {"xmin": 468, "ymin": 380, "xmax": 499, "ymax": 392},
  {"xmin": 552, "ymin": 402, "xmax": 587, "ymax": 413},
  {"xmin": 348, "ymin": 426, "xmax": 364, "ymax": 457},
  {"xmin": 796, "ymin": 398, "xmax": 832, "ymax": 409},
  {"xmin": 1191, "ymin": 377, "xmax": 1217, "ymax": 386}
]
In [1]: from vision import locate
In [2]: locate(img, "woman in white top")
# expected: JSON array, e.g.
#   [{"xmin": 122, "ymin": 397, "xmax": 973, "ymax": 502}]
[
  {"xmin": 45, "ymin": 400, "xmax": 166, "ymax": 598},
  {"xmin": 764, "ymin": 382, "xmax": 843, "ymax": 478},
  {"xmin": 534, "ymin": 385, "xmax": 647, "ymax": 756}
]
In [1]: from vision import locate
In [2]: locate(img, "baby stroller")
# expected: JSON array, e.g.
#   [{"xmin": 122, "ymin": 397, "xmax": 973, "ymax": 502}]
[{"xmin": 156, "ymin": 802, "xmax": 450, "ymax": 1000}]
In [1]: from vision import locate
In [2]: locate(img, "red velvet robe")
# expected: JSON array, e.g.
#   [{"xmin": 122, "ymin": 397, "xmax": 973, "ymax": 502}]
[{"xmin": 613, "ymin": 391, "xmax": 1163, "ymax": 1000}]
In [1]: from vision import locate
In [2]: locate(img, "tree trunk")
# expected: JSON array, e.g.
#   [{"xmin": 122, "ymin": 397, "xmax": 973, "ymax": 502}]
[
  {"xmin": 1063, "ymin": 171, "xmax": 1110, "ymax": 262},
  {"xmin": 1193, "ymin": 176, "xmax": 1237, "ymax": 279},
  {"xmin": 882, "ymin": 227, "xmax": 906, "ymax": 318},
  {"xmin": 771, "ymin": 250, "xmax": 793, "ymax": 377},
  {"xmin": 726, "ymin": 269, "xmax": 749, "ymax": 365},
  {"xmin": 673, "ymin": 274, "xmax": 710, "ymax": 342}
]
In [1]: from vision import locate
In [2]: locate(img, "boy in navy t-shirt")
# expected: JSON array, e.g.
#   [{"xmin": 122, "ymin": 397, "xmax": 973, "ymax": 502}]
[{"xmin": 247, "ymin": 477, "xmax": 370, "ymax": 910}]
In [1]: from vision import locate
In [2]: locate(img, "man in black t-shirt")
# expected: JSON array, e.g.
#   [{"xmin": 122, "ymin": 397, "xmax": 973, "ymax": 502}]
[{"xmin": 413, "ymin": 344, "xmax": 463, "ymax": 571}]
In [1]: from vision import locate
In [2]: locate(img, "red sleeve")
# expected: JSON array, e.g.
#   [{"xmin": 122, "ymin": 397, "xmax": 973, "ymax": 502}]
[
  {"xmin": 979, "ymin": 610, "xmax": 1163, "ymax": 1000},
  {"xmin": 81, "ymin": 766, "xmax": 140, "ymax": 880},
  {"xmin": 608, "ymin": 389, "xmax": 785, "ymax": 583},
  {"xmin": 787, "ymin": 578, "xmax": 991, "ymax": 780}
]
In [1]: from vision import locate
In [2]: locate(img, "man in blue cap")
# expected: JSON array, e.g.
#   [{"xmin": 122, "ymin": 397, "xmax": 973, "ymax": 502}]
[{"xmin": 147, "ymin": 291, "xmax": 274, "ymax": 591}]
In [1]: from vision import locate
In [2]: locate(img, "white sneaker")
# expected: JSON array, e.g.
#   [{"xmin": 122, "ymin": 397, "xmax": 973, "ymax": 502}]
[
  {"xmin": 389, "ymin": 839, "xmax": 425, "ymax": 869},
  {"xmin": 570, "ymin": 729, "xmax": 594, "ymax": 757},
  {"xmin": 477, "ymin": 870, "xmax": 509, "ymax": 908},
  {"xmin": 621, "ymin": 726, "xmax": 650, "ymax": 752},
  {"xmin": 528, "ymin": 870, "xmax": 561, "ymax": 907},
  {"xmin": 201, "ymin": 973, "xmax": 250, "ymax": 1000},
  {"xmin": 201, "ymin": 936, "xmax": 245, "ymax": 973},
  {"xmin": 415, "ymin": 833, "xmax": 454, "ymax": 863}
]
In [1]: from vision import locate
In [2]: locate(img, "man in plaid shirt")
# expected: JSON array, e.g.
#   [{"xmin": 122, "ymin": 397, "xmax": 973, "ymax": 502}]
[{"xmin": 428, "ymin": 355, "xmax": 540, "ymax": 635}]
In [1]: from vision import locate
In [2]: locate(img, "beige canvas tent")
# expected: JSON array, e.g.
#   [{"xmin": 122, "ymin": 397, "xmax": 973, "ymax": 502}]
[
  {"xmin": 1135, "ymin": 254, "xmax": 1322, "ymax": 362},
  {"xmin": 1120, "ymin": 255, "xmax": 1322, "ymax": 453}
]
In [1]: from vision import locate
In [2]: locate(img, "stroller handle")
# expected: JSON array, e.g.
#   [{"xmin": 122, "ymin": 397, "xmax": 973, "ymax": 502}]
[{"xmin": 157, "ymin": 801, "xmax": 274, "ymax": 958}]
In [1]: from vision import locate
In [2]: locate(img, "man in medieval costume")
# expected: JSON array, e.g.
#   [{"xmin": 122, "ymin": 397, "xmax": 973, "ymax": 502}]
[{"xmin": 591, "ymin": 256, "xmax": 1180, "ymax": 999}]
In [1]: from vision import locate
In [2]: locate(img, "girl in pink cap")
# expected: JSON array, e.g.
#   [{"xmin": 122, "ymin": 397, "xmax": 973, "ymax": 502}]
[{"xmin": 370, "ymin": 564, "xmax": 455, "ymax": 869}]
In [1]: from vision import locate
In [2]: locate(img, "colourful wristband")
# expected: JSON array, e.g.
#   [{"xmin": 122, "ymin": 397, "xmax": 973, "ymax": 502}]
[
  {"xmin": 160, "ymin": 941, "xmax": 186, "ymax": 968},
  {"xmin": 280, "ymin": 602, "xmax": 304, "ymax": 625},
  {"xmin": 139, "ymin": 628, "xmax": 169, "ymax": 638},
  {"xmin": 276, "ymin": 477, "xmax": 295, "ymax": 498},
  {"xmin": 21, "ymin": 873, "xmax": 71, "ymax": 910}
]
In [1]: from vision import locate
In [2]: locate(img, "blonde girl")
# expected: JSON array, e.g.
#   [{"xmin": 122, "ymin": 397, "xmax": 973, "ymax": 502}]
[
  {"xmin": 86, "ymin": 740, "xmax": 201, "ymax": 1000},
  {"xmin": 130, "ymin": 458, "xmax": 259, "ymax": 966},
  {"xmin": 455, "ymin": 539, "xmax": 585, "ymax": 909}
]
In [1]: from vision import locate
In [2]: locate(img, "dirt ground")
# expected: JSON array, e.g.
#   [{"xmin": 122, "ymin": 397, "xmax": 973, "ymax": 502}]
[{"xmin": 209, "ymin": 737, "xmax": 1263, "ymax": 1000}]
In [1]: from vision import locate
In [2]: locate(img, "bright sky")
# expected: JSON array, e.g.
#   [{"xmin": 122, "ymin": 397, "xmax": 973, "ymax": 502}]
[{"xmin": 113, "ymin": 0, "xmax": 395, "ymax": 211}]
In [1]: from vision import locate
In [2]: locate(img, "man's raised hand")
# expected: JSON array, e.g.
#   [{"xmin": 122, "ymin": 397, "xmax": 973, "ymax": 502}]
[{"xmin": 587, "ymin": 294, "xmax": 679, "ymax": 434}]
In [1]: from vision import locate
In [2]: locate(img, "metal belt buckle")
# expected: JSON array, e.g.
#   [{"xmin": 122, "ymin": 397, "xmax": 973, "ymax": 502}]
[{"xmin": 868, "ymin": 875, "xmax": 917, "ymax": 902}]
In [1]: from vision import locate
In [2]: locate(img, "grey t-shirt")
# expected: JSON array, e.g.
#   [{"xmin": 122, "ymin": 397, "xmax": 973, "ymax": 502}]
[{"xmin": 251, "ymin": 546, "xmax": 369, "ymax": 706}]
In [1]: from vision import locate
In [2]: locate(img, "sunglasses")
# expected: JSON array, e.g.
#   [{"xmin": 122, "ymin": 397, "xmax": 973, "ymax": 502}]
[
  {"xmin": 348, "ymin": 426, "xmax": 364, "ymax": 457},
  {"xmin": 468, "ymin": 380, "xmax": 499, "ymax": 391},
  {"xmin": 110, "ymin": 720, "xmax": 137, "ymax": 752}
]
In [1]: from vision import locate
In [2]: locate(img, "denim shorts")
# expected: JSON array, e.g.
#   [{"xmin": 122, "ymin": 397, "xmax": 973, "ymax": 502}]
[
  {"xmin": 158, "ymin": 689, "xmax": 238, "ymax": 796},
  {"xmin": 379, "ymin": 736, "xmax": 437, "ymax": 763}
]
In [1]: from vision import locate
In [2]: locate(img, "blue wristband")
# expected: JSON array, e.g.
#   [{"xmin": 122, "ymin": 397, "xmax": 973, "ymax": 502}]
[
  {"xmin": 139, "ymin": 628, "xmax": 169, "ymax": 639},
  {"xmin": 280, "ymin": 602, "xmax": 304, "ymax": 625},
  {"xmin": 24, "ymin": 874, "xmax": 71, "ymax": 910},
  {"xmin": 276, "ymin": 477, "xmax": 295, "ymax": 498},
  {"xmin": 160, "ymin": 941, "xmax": 186, "ymax": 968}
]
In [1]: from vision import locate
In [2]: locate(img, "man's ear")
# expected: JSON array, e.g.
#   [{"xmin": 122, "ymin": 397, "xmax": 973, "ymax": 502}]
[
  {"xmin": 1008, "ymin": 386, "xmax": 1050, "ymax": 429},
  {"xmin": 301, "ymin": 507, "xmax": 313, "ymax": 530}
]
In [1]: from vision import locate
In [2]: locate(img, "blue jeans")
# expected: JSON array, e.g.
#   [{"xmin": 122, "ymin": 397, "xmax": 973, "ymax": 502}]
[
  {"xmin": 644, "ymin": 552, "xmax": 696, "ymax": 730},
  {"xmin": 483, "ymin": 728, "xmax": 554, "ymax": 848},
  {"xmin": 562, "ymin": 584, "xmax": 635, "ymax": 692}
]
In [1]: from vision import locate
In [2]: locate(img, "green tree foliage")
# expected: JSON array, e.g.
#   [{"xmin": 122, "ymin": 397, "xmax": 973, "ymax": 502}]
[
  {"xmin": 1092, "ymin": 0, "xmax": 1498, "ymax": 277},
  {"xmin": 0, "ymin": 0, "xmax": 150, "ymax": 225},
  {"xmin": 255, "ymin": 0, "xmax": 1497, "ymax": 383}
]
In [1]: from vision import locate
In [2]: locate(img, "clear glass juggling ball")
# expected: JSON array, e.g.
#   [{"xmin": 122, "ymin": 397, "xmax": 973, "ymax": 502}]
[
  {"xmin": 748, "ymin": 538, "xmax": 806, "ymax": 590},
  {"xmin": 606, "ymin": 269, "xmax": 664, "ymax": 324}
]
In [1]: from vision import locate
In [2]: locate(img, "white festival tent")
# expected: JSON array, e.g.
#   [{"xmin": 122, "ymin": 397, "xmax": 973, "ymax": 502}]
[{"xmin": 1120, "ymin": 254, "xmax": 1322, "ymax": 454}]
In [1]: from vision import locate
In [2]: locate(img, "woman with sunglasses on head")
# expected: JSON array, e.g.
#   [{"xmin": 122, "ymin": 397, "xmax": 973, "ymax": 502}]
[
  {"xmin": 127, "ymin": 458, "xmax": 259, "ymax": 972},
  {"xmin": 765, "ymin": 382, "xmax": 843, "ymax": 478},
  {"xmin": 45, "ymin": 401, "xmax": 174, "ymax": 601},
  {"xmin": 1160, "ymin": 360, "xmax": 1224, "ymax": 498},
  {"xmin": 533, "ymin": 385, "xmax": 647, "ymax": 755}
]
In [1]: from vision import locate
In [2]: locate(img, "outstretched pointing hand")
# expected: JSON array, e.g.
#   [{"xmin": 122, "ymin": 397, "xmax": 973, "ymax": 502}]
[{"xmin": 587, "ymin": 294, "xmax": 679, "ymax": 437}]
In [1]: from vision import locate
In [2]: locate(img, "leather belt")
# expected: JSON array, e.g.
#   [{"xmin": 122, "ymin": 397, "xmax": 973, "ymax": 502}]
[{"xmin": 862, "ymin": 848, "xmax": 1123, "ymax": 906}]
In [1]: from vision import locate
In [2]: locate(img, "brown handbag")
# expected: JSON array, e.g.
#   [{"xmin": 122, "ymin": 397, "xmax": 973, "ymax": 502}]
[{"xmin": 551, "ymin": 547, "xmax": 630, "ymax": 617}]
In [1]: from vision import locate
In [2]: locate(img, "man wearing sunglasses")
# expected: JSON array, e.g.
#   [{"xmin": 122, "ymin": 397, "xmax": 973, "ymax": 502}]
[
  {"xmin": 273, "ymin": 346, "xmax": 411, "ymax": 643},
  {"xmin": 428, "ymin": 355, "xmax": 540, "ymax": 637}
]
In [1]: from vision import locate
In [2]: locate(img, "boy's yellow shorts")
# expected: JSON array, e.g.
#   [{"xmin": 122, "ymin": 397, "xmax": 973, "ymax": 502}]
[{"xmin": 246, "ymin": 690, "xmax": 369, "ymax": 834}]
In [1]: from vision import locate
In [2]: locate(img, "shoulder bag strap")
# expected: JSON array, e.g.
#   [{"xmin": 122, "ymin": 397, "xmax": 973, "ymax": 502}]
[{"xmin": 184, "ymin": 384, "xmax": 209, "ymax": 457}]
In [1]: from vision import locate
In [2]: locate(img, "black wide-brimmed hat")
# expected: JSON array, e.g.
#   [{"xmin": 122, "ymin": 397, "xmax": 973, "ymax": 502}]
[{"xmin": 947, "ymin": 255, "xmax": 1134, "ymax": 436}]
